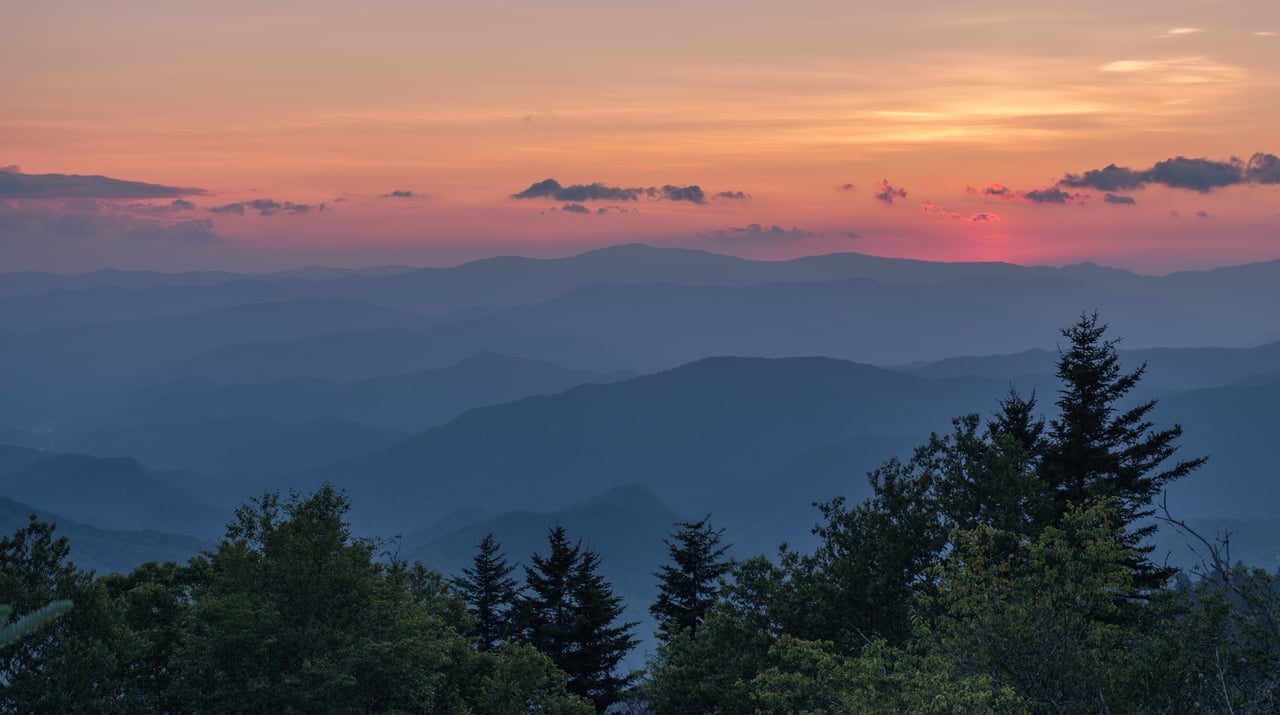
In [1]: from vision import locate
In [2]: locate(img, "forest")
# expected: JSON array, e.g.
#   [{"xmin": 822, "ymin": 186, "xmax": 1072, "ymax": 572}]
[{"xmin": 4, "ymin": 314, "xmax": 1280, "ymax": 714}]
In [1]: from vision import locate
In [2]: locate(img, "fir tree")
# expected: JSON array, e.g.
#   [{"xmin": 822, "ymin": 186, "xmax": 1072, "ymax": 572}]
[
  {"xmin": 651, "ymin": 515, "xmax": 731, "ymax": 640},
  {"xmin": 0, "ymin": 600, "xmax": 73, "ymax": 647},
  {"xmin": 452, "ymin": 533, "xmax": 518, "ymax": 651},
  {"xmin": 1043, "ymin": 311, "xmax": 1206, "ymax": 588},
  {"xmin": 517, "ymin": 526, "xmax": 637, "ymax": 711}
]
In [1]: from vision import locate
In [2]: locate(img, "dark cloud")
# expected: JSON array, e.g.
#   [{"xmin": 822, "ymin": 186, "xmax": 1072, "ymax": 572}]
[
  {"xmin": 660, "ymin": 185, "xmax": 706, "ymax": 204},
  {"xmin": 382, "ymin": 190, "xmax": 417, "ymax": 198},
  {"xmin": 595, "ymin": 205, "xmax": 637, "ymax": 215},
  {"xmin": 125, "ymin": 198, "xmax": 198, "ymax": 215},
  {"xmin": 126, "ymin": 219, "xmax": 222, "ymax": 246},
  {"xmin": 0, "ymin": 200, "xmax": 222, "ymax": 248},
  {"xmin": 1060, "ymin": 164, "xmax": 1147, "ymax": 192},
  {"xmin": 698, "ymin": 223, "xmax": 821, "ymax": 242},
  {"xmin": 0, "ymin": 171, "xmax": 204, "ymax": 200},
  {"xmin": 1060, "ymin": 152, "xmax": 1280, "ymax": 193},
  {"xmin": 1245, "ymin": 153, "xmax": 1280, "ymax": 184},
  {"xmin": 874, "ymin": 179, "xmax": 907, "ymax": 205},
  {"xmin": 0, "ymin": 165, "xmax": 20, "ymax": 174},
  {"xmin": 969, "ymin": 181, "xmax": 1086, "ymax": 205},
  {"xmin": 842, "ymin": 231, "xmax": 863, "ymax": 239},
  {"xmin": 1103, "ymin": 193, "xmax": 1137, "ymax": 205},
  {"xmin": 1196, "ymin": 210, "xmax": 1210, "ymax": 219},
  {"xmin": 206, "ymin": 199, "xmax": 323, "ymax": 216},
  {"xmin": 1147, "ymin": 157, "xmax": 1241, "ymax": 192},
  {"xmin": 513, "ymin": 178, "xmax": 753, "ymax": 205},
  {"xmin": 1022, "ymin": 187, "xmax": 1085, "ymax": 204},
  {"xmin": 839, "ymin": 183, "xmax": 856, "ymax": 192},
  {"xmin": 511, "ymin": 178, "xmax": 646, "ymax": 202},
  {"xmin": 560, "ymin": 203, "xmax": 591, "ymax": 214},
  {"xmin": 969, "ymin": 212, "xmax": 1000, "ymax": 222}
]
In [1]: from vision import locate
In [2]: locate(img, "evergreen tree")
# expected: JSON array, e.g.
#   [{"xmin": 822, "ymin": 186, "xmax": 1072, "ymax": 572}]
[
  {"xmin": 651, "ymin": 515, "xmax": 731, "ymax": 640},
  {"xmin": 452, "ymin": 532, "xmax": 519, "ymax": 650},
  {"xmin": 1043, "ymin": 312, "xmax": 1206, "ymax": 588},
  {"xmin": 0, "ymin": 600, "xmax": 72, "ymax": 647},
  {"xmin": 517, "ymin": 526, "xmax": 638, "ymax": 711}
]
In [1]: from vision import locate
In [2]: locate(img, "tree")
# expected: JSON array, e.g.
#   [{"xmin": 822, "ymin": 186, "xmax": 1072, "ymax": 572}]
[
  {"xmin": 0, "ymin": 517, "xmax": 136, "ymax": 713},
  {"xmin": 1043, "ymin": 312, "xmax": 1206, "ymax": 588},
  {"xmin": 926, "ymin": 501, "xmax": 1139, "ymax": 712},
  {"xmin": 651, "ymin": 515, "xmax": 731, "ymax": 640},
  {"xmin": 517, "ymin": 526, "xmax": 638, "ymax": 711},
  {"xmin": 453, "ymin": 532, "xmax": 519, "ymax": 650},
  {"xmin": 172, "ymin": 485, "xmax": 463, "ymax": 712}
]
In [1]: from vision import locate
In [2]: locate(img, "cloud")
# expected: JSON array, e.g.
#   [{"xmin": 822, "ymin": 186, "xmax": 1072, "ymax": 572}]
[
  {"xmin": 1022, "ymin": 187, "xmax": 1085, "ymax": 204},
  {"xmin": 968, "ymin": 183, "xmax": 1012, "ymax": 197},
  {"xmin": 124, "ymin": 198, "xmax": 198, "ymax": 215},
  {"xmin": 511, "ymin": 178, "xmax": 646, "ymax": 202},
  {"xmin": 1059, "ymin": 153, "xmax": 1280, "ymax": 193},
  {"xmin": 1196, "ymin": 210, "xmax": 1210, "ymax": 219},
  {"xmin": 1146, "ymin": 157, "xmax": 1241, "ymax": 192},
  {"xmin": 206, "ymin": 199, "xmax": 324, "ymax": 216},
  {"xmin": 595, "ymin": 205, "xmax": 637, "ymax": 215},
  {"xmin": 1245, "ymin": 153, "xmax": 1280, "ymax": 183},
  {"xmin": 0, "ymin": 171, "xmax": 204, "ymax": 199},
  {"xmin": 660, "ymin": 184, "xmax": 706, "ymax": 204},
  {"xmin": 511, "ymin": 177, "xmax": 744, "ymax": 205},
  {"xmin": 842, "ymin": 231, "xmax": 862, "ymax": 239},
  {"xmin": 920, "ymin": 202, "xmax": 962, "ymax": 220},
  {"xmin": 382, "ymin": 189, "xmax": 417, "ymax": 198},
  {"xmin": 0, "ymin": 165, "xmax": 20, "ymax": 174},
  {"xmin": 969, "ymin": 212, "xmax": 1000, "ymax": 222},
  {"xmin": 698, "ymin": 223, "xmax": 821, "ymax": 242},
  {"xmin": 1060, "ymin": 164, "xmax": 1146, "ymax": 192},
  {"xmin": 0, "ymin": 200, "xmax": 222, "ymax": 249},
  {"xmin": 1103, "ymin": 193, "xmax": 1137, "ymax": 205},
  {"xmin": 874, "ymin": 179, "xmax": 907, "ymax": 204},
  {"xmin": 838, "ymin": 183, "xmax": 856, "ymax": 192},
  {"xmin": 560, "ymin": 203, "xmax": 591, "ymax": 214},
  {"xmin": 1159, "ymin": 27, "xmax": 1201, "ymax": 37},
  {"xmin": 126, "ymin": 219, "xmax": 222, "ymax": 246}
]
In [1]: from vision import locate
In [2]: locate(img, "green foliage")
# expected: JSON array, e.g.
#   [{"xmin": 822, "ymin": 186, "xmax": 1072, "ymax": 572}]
[
  {"xmin": 650, "ymin": 515, "xmax": 731, "ymax": 641},
  {"xmin": 517, "ymin": 525, "xmax": 638, "ymax": 711},
  {"xmin": 750, "ymin": 636, "xmax": 1029, "ymax": 714},
  {"xmin": 0, "ymin": 599, "xmax": 72, "ymax": 647},
  {"xmin": 0, "ymin": 491, "xmax": 592, "ymax": 714},
  {"xmin": 0, "ymin": 516, "xmax": 139, "ymax": 712},
  {"xmin": 926, "ymin": 501, "xmax": 1138, "ymax": 712}
]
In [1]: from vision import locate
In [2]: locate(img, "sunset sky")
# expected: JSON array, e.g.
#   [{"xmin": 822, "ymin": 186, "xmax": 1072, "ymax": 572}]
[{"xmin": 3, "ymin": 0, "xmax": 1278, "ymax": 272}]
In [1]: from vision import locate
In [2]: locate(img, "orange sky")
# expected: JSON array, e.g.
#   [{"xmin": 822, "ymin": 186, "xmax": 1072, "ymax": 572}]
[{"xmin": 3, "ymin": 0, "xmax": 1279, "ymax": 272}]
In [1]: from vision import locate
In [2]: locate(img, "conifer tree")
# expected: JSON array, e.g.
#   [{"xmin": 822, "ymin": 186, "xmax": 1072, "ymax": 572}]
[
  {"xmin": 0, "ymin": 600, "xmax": 73, "ymax": 647},
  {"xmin": 651, "ymin": 515, "xmax": 731, "ymax": 640},
  {"xmin": 1043, "ymin": 311, "xmax": 1206, "ymax": 588},
  {"xmin": 452, "ymin": 533, "xmax": 518, "ymax": 651},
  {"xmin": 517, "ymin": 526, "xmax": 637, "ymax": 711}
]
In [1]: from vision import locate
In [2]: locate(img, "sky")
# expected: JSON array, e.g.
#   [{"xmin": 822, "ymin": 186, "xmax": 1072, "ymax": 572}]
[{"xmin": 3, "ymin": 0, "xmax": 1279, "ymax": 273}]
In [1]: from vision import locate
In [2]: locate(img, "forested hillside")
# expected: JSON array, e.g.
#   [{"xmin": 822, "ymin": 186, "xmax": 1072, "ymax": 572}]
[{"xmin": 5, "ymin": 313, "xmax": 1280, "ymax": 712}]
